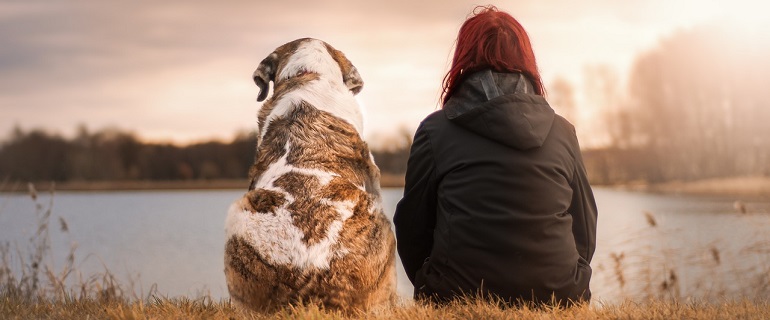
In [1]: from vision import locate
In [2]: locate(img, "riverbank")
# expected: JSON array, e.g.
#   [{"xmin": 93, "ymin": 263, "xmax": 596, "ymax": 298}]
[
  {"xmin": 0, "ymin": 179, "xmax": 248, "ymax": 192},
  {"xmin": 2, "ymin": 295, "xmax": 770, "ymax": 320},
  {"xmin": 615, "ymin": 175, "xmax": 770, "ymax": 200},
  {"xmin": 3, "ymin": 175, "xmax": 769, "ymax": 199}
]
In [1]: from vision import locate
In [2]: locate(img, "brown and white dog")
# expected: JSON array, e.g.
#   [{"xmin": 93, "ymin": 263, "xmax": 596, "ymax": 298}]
[{"xmin": 224, "ymin": 38, "xmax": 396, "ymax": 313}]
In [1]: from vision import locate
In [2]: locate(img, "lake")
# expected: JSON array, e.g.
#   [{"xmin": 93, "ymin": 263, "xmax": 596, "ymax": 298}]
[{"xmin": 1, "ymin": 187, "xmax": 769, "ymax": 303}]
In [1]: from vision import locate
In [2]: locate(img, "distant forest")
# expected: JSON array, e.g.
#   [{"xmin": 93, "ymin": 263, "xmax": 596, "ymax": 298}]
[
  {"xmin": 579, "ymin": 22, "xmax": 770, "ymax": 184},
  {"xmin": 0, "ymin": 126, "xmax": 409, "ymax": 184},
  {"xmin": 2, "ymin": 21, "xmax": 769, "ymax": 187}
]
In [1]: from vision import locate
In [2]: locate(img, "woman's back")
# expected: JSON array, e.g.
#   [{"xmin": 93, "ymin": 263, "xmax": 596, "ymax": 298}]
[
  {"xmin": 393, "ymin": 5, "xmax": 597, "ymax": 306},
  {"xmin": 397, "ymin": 70, "xmax": 593, "ymax": 304}
]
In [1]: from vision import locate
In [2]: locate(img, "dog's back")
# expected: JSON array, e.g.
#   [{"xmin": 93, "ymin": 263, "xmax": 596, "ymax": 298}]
[{"xmin": 224, "ymin": 38, "xmax": 396, "ymax": 312}]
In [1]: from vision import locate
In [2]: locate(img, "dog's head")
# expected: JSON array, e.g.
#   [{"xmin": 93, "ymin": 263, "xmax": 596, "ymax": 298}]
[{"xmin": 253, "ymin": 38, "xmax": 364, "ymax": 102}]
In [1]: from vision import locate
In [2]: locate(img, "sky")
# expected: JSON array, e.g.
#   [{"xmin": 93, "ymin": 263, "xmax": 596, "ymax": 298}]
[{"xmin": 0, "ymin": 0, "xmax": 763, "ymax": 148}]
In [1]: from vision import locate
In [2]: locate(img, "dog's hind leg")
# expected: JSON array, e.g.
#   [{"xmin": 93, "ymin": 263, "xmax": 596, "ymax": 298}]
[{"xmin": 224, "ymin": 236, "xmax": 281, "ymax": 312}]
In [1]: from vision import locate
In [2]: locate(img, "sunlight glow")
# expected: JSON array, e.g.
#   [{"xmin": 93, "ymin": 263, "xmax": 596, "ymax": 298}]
[{"xmin": 721, "ymin": 0, "xmax": 770, "ymax": 37}]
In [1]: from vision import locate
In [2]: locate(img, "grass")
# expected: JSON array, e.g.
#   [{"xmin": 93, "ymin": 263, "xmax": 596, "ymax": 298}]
[
  {"xmin": 2, "ymin": 181, "xmax": 770, "ymax": 319},
  {"xmin": 3, "ymin": 294, "xmax": 770, "ymax": 319}
]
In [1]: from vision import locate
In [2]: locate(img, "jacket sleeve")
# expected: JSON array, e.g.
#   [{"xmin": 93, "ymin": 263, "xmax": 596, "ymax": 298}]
[
  {"xmin": 569, "ymin": 145, "xmax": 598, "ymax": 264},
  {"xmin": 393, "ymin": 122, "xmax": 439, "ymax": 284}
]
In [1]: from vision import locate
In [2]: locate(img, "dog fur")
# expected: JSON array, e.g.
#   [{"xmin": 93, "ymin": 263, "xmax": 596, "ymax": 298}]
[{"xmin": 224, "ymin": 38, "xmax": 396, "ymax": 313}]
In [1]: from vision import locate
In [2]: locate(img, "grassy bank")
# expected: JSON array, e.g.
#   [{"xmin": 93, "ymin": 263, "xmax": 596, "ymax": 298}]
[{"xmin": 3, "ymin": 295, "xmax": 770, "ymax": 319}]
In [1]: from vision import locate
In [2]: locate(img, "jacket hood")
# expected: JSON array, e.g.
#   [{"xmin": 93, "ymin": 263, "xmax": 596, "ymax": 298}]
[{"xmin": 443, "ymin": 70, "xmax": 555, "ymax": 150}]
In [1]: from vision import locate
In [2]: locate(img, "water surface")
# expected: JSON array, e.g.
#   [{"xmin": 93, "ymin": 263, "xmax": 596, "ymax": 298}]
[{"xmin": 1, "ymin": 187, "xmax": 769, "ymax": 302}]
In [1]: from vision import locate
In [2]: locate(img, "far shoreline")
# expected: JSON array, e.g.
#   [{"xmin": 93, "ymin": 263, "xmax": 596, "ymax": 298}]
[
  {"xmin": 611, "ymin": 175, "xmax": 770, "ymax": 200},
  {"xmin": 0, "ymin": 173, "xmax": 407, "ymax": 193},
  {"xmin": 2, "ymin": 175, "xmax": 768, "ymax": 200}
]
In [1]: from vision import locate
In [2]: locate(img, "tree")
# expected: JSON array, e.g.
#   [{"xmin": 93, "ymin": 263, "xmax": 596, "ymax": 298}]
[
  {"xmin": 619, "ymin": 21, "xmax": 770, "ymax": 181},
  {"xmin": 548, "ymin": 76, "xmax": 577, "ymax": 123},
  {"xmin": 0, "ymin": 129, "xmax": 69, "ymax": 181}
]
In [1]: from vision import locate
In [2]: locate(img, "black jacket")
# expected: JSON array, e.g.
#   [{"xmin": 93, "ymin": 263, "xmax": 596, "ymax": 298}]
[{"xmin": 393, "ymin": 70, "xmax": 597, "ymax": 305}]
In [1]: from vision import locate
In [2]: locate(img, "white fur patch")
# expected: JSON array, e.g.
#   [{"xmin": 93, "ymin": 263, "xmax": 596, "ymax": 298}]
[
  {"xmin": 260, "ymin": 79, "xmax": 363, "ymax": 142},
  {"xmin": 225, "ymin": 143, "xmax": 364, "ymax": 270},
  {"xmin": 251, "ymin": 142, "xmax": 338, "ymax": 190},
  {"xmin": 277, "ymin": 40, "xmax": 343, "ymax": 83}
]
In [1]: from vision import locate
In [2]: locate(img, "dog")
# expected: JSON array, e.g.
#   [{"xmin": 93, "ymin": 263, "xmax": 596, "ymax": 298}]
[{"xmin": 224, "ymin": 38, "xmax": 396, "ymax": 313}]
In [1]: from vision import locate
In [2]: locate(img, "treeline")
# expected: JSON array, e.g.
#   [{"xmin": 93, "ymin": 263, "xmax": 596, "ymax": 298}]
[
  {"xmin": 0, "ymin": 126, "xmax": 410, "ymax": 184},
  {"xmin": 581, "ymin": 21, "xmax": 770, "ymax": 184}
]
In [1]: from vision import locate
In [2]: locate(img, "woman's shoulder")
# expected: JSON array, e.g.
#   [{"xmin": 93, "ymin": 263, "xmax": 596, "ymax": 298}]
[
  {"xmin": 417, "ymin": 109, "xmax": 449, "ymax": 131},
  {"xmin": 552, "ymin": 114, "xmax": 576, "ymax": 134},
  {"xmin": 424, "ymin": 109, "xmax": 445, "ymax": 122}
]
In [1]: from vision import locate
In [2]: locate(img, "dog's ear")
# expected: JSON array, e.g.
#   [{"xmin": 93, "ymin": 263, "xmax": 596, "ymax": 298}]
[
  {"xmin": 343, "ymin": 65, "xmax": 364, "ymax": 95},
  {"xmin": 325, "ymin": 44, "xmax": 364, "ymax": 95},
  {"xmin": 253, "ymin": 52, "xmax": 278, "ymax": 102}
]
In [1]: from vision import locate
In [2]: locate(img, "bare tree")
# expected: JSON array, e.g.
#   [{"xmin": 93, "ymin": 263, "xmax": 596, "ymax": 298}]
[
  {"xmin": 548, "ymin": 76, "xmax": 577, "ymax": 123},
  {"xmin": 619, "ymin": 21, "xmax": 770, "ymax": 181}
]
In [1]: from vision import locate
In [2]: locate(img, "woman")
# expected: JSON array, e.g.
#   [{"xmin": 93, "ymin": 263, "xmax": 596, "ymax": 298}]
[{"xmin": 393, "ymin": 6, "xmax": 597, "ymax": 306}]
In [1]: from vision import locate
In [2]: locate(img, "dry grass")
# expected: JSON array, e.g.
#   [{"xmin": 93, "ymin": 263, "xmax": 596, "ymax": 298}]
[{"xmin": 2, "ymin": 296, "xmax": 770, "ymax": 320}]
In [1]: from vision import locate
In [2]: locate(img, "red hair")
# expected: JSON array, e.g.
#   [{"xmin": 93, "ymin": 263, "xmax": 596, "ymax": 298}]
[{"xmin": 442, "ymin": 5, "xmax": 544, "ymax": 105}]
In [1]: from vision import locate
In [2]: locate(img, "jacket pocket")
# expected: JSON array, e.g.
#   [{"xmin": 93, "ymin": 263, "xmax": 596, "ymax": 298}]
[
  {"xmin": 414, "ymin": 257, "xmax": 464, "ymax": 303},
  {"xmin": 413, "ymin": 258, "xmax": 434, "ymax": 300},
  {"xmin": 571, "ymin": 257, "xmax": 592, "ymax": 302}
]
